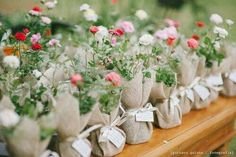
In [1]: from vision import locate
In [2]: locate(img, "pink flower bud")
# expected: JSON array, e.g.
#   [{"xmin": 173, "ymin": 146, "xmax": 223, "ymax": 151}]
[
  {"xmin": 105, "ymin": 72, "xmax": 121, "ymax": 87},
  {"xmin": 71, "ymin": 74, "xmax": 83, "ymax": 86},
  {"xmin": 187, "ymin": 38, "xmax": 199, "ymax": 49}
]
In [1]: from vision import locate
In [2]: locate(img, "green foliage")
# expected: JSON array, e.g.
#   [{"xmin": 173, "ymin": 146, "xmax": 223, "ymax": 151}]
[
  {"xmin": 197, "ymin": 37, "xmax": 225, "ymax": 68},
  {"xmin": 156, "ymin": 67, "xmax": 176, "ymax": 87},
  {"xmin": 11, "ymin": 85, "xmax": 50, "ymax": 119},
  {"xmin": 99, "ymin": 87, "xmax": 120, "ymax": 114},
  {"xmin": 40, "ymin": 127, "xmax": 55, "ymax": 141}
]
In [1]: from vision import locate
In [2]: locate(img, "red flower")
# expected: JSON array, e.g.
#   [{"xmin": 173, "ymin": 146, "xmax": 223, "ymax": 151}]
[
  {"xmin": 192, "ymin": 34, "xmax": 200, "ymax": 41},
  {"xmin": 23, "ymin": 28, "xmax": 30, "ymax": 34},
  {"xmin": 196, "ymin": 21, "xmax": 205, "ymax": 27},
  {"xmin": 32, "ymin": 6, "xmax": 42, "ymax": 12},
  {"xmin": 109, "ymin": 28, "xmax": 124, "ymax": 36},
  {"xmin": 166, "ymin": 36, "xmax": 175, "ymax": 46},
  {"xmin": 32, "ymin": 43, "xmax": 42, "ymax": 50},
  {"xmin": 89, "ymin": 26, "xmax": 99, "ymax": 34},
  {"xmin": 15, "ymin": 32, "xmax": 26, "ymax": 41}
]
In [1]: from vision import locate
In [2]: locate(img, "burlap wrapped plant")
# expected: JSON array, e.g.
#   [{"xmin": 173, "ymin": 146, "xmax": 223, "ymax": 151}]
[
  {"xmin": 150, "ymin": 67, "xmax": 182, "ymax": 129},
  {"xmin": 89, "ymin": 103, "xmax": 126, "ymax": 157},
  {"xmin": 192, "ymin": 56, "xmax": 230, "ymax": 109},
  {"xmin": 55, "ymin": 91, "xmax": 98, "ymax": 157},
  {"xmin": 85, "ymin": 71, "xmax": 126, "ymax": 157},
  {"xmin": 173, "ymin": 47, "xmax": 199, "ymax": 115},
  {"xmin": 120, "ymin": 71, "xmax": 156, "ymax": 144},
  {"xmin": 0, "ymin": 112, "xmax": 57, "ymax": 157}
]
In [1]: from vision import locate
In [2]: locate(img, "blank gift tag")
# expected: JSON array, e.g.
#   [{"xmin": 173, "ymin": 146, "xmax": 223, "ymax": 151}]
[
  {"xmin": 170, "ymin": 96, "xmax": 180, "ymax": 106},
  {"xmin": 229, "ymin": 72, "xmax": 236, "ymax": 83},
  {"xmin": 186, "ymin": 89, "xmax": 194, "ymax": 102},
  {"xmin": 72, "ymin": 139, "xmax": 91, "ymax": 157},
  {"xmin": 206, "ymin": 74, "xmax": 223, "ymax": 86},
  {"xmin": 193, "ymin": 84, "xmax": 210, "ymax": 101},
  {"xmin": 107, "ymin": 128, "xmax": 125, "ymax": 148},
  {"xmin": 136, "ymin": 111, "xmax": 154, "ymax": 122}
]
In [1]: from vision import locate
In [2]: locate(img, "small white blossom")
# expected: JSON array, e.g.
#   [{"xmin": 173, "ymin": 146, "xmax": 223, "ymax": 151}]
[
  {"xmin": 0, "ymin": 109, "xmax": 20, "ymax": 128},
  {"xmin": 45, "ymin": 1, "xmax": 57, "ymax": 9},
  {"xmin": 80, "ymin": 3, "xmax": 90, "ymax": 11},
  {"xmin": 214, "ymin": 41, "xmax": 221, "ymax": 50},
  {"xmin": 213, "ymin": 26, "xmax": 228, "ymax": 38},
  {"xmin": 225, "ymin": 19, "xmax": 234, "ymax": 25},
  {"xmin": 139, "ymin": 34, "xmax": 154, "ymax": 46},
  {"xmin": 48, "ymin": 39, "xmax": 61, "ymax": 47},
  {"xmin": 33, "ymin": 69, "xmax": 42, "ymax": 78},
  {"xmin": 135, "ymin": 10, "xmax": 148, "ymax": 20},
  {"xmin": 210, "ymin": 13, "xmax": 223, "ymax": 25},
  {"xmin": 83, "ymin": 9, "xmax": 98, "ymax": 22},
  {"xmin": 3, "ymin": 56, "xmax": 20, "ymax": 69},
  {"xmin": 29, "ymin": 9, "xmax": 41, "ymax": 16},
  {"xmin": 41, "ymin": 16, "xmax": 52, "ymax": 24}
]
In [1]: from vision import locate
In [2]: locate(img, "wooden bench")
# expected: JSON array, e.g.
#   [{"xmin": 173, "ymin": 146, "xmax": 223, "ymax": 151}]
[{"xmin": 116, "ymin": 96, "xmax": 236, "ymax": 157}]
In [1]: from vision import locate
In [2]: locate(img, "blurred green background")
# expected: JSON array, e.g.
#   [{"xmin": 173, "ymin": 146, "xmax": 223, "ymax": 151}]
[
  {"xmin": 0, "ymin": 0, "xmax": 235, "ymax": 155},
  {"xmin": 0, "ymin": 0, "xmax": 236, "ymax": 40}
]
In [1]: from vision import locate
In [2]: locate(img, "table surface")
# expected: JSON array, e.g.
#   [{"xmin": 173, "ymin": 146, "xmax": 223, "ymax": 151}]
[{"xmin": 115, "ymin": 96, "xmax": 236, "ymax": 157}]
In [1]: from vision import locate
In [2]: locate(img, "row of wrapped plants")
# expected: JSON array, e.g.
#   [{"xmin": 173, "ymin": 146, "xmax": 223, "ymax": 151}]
[{"xmin": 0, "ymin": 1, "xmax": 235, "ymax": 157}]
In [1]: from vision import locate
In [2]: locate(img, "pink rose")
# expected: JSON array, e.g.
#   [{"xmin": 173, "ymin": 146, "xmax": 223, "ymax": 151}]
[
  {"xmin": 105, "ymin": 72, "xmax": 121, "ymax": 87},
  {"xmin": 48, "ymin": 39, "xmax": 61, "ymax": 47},
  {"xmin": 187, "ymin": 38, "xmax": 199, "ymax": 49},
  {"xmin": 30, "ymin": 33, "xmax": 41, "ymax": 44},
  {"xmin": 119, "ymin": 21, "xmax": 135, "ymax": 33},
  {"xmin": 165, "ymin": 26, "xmax": 178, "ymax": 39},
  {"xmin": 111, "ymin": 37, "xmax": 117, "ymax": 46},
  {"xmin": 71, "ymin": 74, "xmax": 83, "ymax": 86},
  {"xmin": 165, "ymin": 18, "xmax": 180, "ymax": 28},
  {"xmin": 41, "ymin": 16, "xmax": 52, "ymax": 24},
  {"xmin": 155, "ymin": 29, "xmax": 168, "ymax": 40},
  {"xmin": 155, "ymin": 26, "xmax": 178, "ymax": 40}
]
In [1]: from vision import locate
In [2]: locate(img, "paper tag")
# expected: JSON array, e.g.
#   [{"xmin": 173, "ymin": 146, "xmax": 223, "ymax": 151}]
[
  {"xmin": 72, "ymin": 139, "xmax": 91, "ymax": 157},
  {"xmin": 186, "ymin": 89, "xmax": 194, "ymax": 102},
  {"xmin": 206, "ymin": 74, "xmax": 223, "ymax": 86},
  {"xmin": 193, "ymin": 84, "xmax": 210, "ymax": 101},
  {"xmin": 136, "ymin": 111, "xmax": 154, "ymax": 122},
  {"xmin": 170, "ymin": 96, "xmax": 180, "ymax": 106},
  {"xmin": 107, "ymin": 128, "xmax": 125, "ymax": 148},
  {"xmin": 229, "ymin": 72, "xmax": 236, "ymax": 83}
]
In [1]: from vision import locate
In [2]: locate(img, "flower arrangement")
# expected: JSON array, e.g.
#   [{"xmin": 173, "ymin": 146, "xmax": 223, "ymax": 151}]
[{"xmin": 0, "ymin": 1, "xmax": 235, "ymax": 157}]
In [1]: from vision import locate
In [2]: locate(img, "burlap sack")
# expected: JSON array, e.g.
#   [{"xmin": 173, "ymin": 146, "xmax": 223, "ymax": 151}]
[
  {"xmin": 222, "ymin": 74, "xmax": 236, "ymax": 96},
  {"xmin": 121, "ymin": 71, "xmax": 143, "ymax": 109},
  {"xmin": 55, "ymin": 93, "xmax": 95, "ymax": 157},
  {"xmin": 149, "ymin": 70, "xmax": 181, "ymax": 128},
  {"xmin": 154, "ymin": 97, "xmax": 182, "ymax": 129},
  {"xmin": 38, "ymin": 64, "xmax": 67, "ymax": 87},
  {"xmin": 174, "ymin": 46, "xmax": 199, "ymax": 86},
  {"xmin": 89, "ymin": 104, "xmax": 126, "ymax": 157},
  {"xmin": 150, "ymin": 82, "xmax": 175, "ymax": 102},
  {"xmin": 5, "ymin": 117, "xmax": 50, "ymax": 157},
  {"xmin": 178, "ymin": 92, "xmax": 192, "ymax": 115},
  {"xmin": 192, "ymin": 57, "xmax": 225, "ymax": 109},
  {"xmin": 121, "ymin": 71, "xmax": 154, "ymax": 144},
  {"xmin": 221, "ymin": 44, "xmax": 236, "ymax": 96}
]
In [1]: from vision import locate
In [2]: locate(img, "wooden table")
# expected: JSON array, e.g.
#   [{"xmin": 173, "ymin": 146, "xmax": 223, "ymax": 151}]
[{"xmin": 116, "ymin": 96, "xmax": 236, "ymax": 157}]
